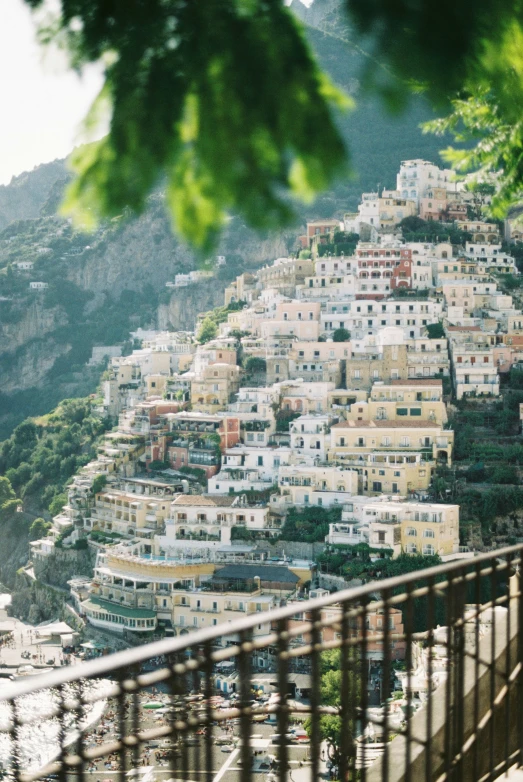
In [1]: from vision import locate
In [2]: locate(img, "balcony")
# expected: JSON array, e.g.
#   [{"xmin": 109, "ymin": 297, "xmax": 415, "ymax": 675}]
[{"xmin": 2, "ymin": 545, "xmax": 523, "ymax": 782}]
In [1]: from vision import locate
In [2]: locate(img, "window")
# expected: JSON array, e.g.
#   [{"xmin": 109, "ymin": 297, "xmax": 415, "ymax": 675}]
[
  {"xmin": 423, "ymin": 529, "xmax": 435, "ymax": 538},
  {"xmin": 423, "ymin": 544, "xmax": 435, "ymax": 555},
  {"xmin": 400, "ymin": 436, "xmax": 410, "ymax": 447},
  {"xmin": 397, "ymin": 408, "xmax": 408, "ymax": 416},
  {"xmin": 372, "ymin": 481, "xmax": 382, "ymax": 492},
  {"xmin": 407, "ymin": 528, "xmax": 417, "ymax": 537}
]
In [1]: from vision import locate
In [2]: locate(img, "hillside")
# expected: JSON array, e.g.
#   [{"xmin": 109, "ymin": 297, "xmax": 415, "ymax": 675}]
[{"xmin": 0, "ymin": 0, "xmax": 452, "ymax": 436}]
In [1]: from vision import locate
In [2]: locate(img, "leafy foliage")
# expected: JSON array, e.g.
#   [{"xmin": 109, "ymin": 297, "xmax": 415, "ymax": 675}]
[
  {"xmin": 332, "ymin": 327, "xmax": 351, "ymax": 342},
  {"xmin": 399, "ymin": 216, "xmax": 471, "ymax": 245},
  {"xmin": 244, "ymin": 356, "xmax": 266, "ymax": 373},
  {"xmin": 345, "ymin": 0, "xmax": 522, "ymax": 108},
  {"xmin": 426, "ymin": 322, "xmax": 445, "ymax": 339},
  {"xmin": 424, "ymin": 90, "xmax": 523, "ymax": 220},
  {"xmin": 29, "ymin": 0, "xmax": 349, "ymax": 250},
  {"xmin": 197, "ymin": 317, "xmax": 218, "ymax": 344},
  {"xmin": 29, "ymin": 517, "xmax": 52, "ymax": 541},
  {"xmin": 280, "ymin": 506, "xmax": 342, "ymax": 543},
  {"xmin": 304, "ymin": 648, "xmax": 359, "ymax": 765},
  {"xmin": 0, "ymin": 398, "xmax": 109, "ymax": 515},
  {"xmin": 0, "ymin": 476, "xmax": 19, "ymax": 523}
]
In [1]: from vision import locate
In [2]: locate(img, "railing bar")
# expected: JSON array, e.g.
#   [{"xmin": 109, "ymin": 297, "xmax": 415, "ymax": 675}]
[
  {"xmin": 55, "ymin": 683, "xmax": 68, "ymax": 782},
  {"xmin": 116, "ymin": 670, "xmax": 127, "ymax": 782},
  {"xmin": 192, "ymin": 660, "xmax": 201, "ymax": 782},
  {"xmin": 475, "ymin": 748, "xmax": 521, "ymax": 782},
  {"xmin": 505, "ymin": 553, "xmax": 513, "ymax": 779},
  {"xmin": 443, "ymin": 570, "xmax": 453, "ymax": 781},
  {"xmin": 339, "ymin": 603, "xmax": 350, "ymax": 782},
  {"xmin": 309, "ymin": 607, "xmax": 321, "ymax": 782},
  {"xmin": 203, "ymin": 641, "xmax": 214, "ymax": 782},
  {"xmin": 360, "ymin": 595, "xmax": 369, "ymax": 782},
  {"xmin": 4, "ymin": 546, "xmax": 523, "ymax": 706},
  {"xmin": 519, "ymin": 561, "xmax": 523, "ymax": 768},
  {"xmin": 472, "ymin": 560, "xmax": 481, "ymax": 782},
  {"xmin": 456, "ymin": 564, "xmax": 466, "ymax": 782},
  {"xmin": 277, "ymin": 618, "xmax": 289, "ymax": 782},
  {"xmin": 132, "ymin": 671, "xmax": 140, "ymax": 775},
  {"xmin": 425, "ymin": 574, "xmax": 434, "ymax": 782},
  {"xmin": 77, "ymin": 679, "xmax": 86, "ymax": 782},
  {"xmin": 381, "ymin": 587, "xmax": 391, "ymax": 782},
  {"xmin": 489, "ymin": 558, "xmax": 497, "ymax": 782},
  {"xmin": 238, "ymin": 629, "xmax": 252, "ymax": 782},
  {"xmin": 404, "ymin": 581, "xmax": 413, "ymax": 782}
]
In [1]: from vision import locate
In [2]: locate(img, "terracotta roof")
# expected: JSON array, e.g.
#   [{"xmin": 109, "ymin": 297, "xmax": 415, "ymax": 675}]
[
  {"xmin": 331, "ymin": 420, "xmax": 441, "ymax": 429},
  {"xmin": 172, "ymin": 495, "xmax": 236, "ymax": 507},
  {"xmin": 446, "ymin": 326, "xmax": 481, "ymax": 332},
  {"xmin": 389, "ymin": 379, "xmax": 442, "ymax": 386}
]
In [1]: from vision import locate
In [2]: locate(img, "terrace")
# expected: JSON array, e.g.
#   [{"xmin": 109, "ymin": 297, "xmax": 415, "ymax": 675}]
[{"xmin": 2, "ymin": 545, "xmax": 523, "ymax": 782}]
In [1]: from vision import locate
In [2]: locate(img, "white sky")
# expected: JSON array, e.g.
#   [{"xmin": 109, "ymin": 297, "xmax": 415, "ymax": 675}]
[{"xmin": 0, "ymin": 0, "xmax": 104, "ymax": 185}]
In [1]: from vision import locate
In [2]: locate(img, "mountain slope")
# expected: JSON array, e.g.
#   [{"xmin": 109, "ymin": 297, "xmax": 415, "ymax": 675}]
[{"xmin": 0, "ymin": 0, "xmax": 452, "ymax": 436}]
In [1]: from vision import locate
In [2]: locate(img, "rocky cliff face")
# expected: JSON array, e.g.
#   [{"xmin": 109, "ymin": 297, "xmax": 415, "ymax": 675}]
[{"xmin": 0, "ymin": 299, "xmax": 67, "ymax": 354}]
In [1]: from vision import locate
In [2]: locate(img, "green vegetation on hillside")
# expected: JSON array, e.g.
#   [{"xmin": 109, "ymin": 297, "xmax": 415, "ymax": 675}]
[
  {"xmin": 280, "ymin": 506, "xmax": 343, "ymax": 542},
  {"xmin": 0, "ymin": 398, "xmax": 110, "ymax": 518},
  {"xmin": 398, "ymin": 216, "xmax": 472, "ymax": 245}
]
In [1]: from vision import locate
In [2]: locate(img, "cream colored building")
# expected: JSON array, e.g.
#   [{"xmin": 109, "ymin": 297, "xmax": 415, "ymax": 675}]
[
  {"xmin": 191, "ymin": 363, "xmax": 241, "ymax": 413},
  {"xmin": 328, "ymin": 420, "xmax": 453, "ymax": 494},
  {"xmin": 345, "ymin": 344, "xmax": 409, "ymax": 390},
  {"xmin": 274, "ymin": 464, "xmax": 358, "ymax": 509},
  {"xmin": 407, "ymin": 337, "xmax": 450, "ymax": 379},
  {"xmin": 343, "ymin": 379, "xmax": 447, "ymax": 425},
  {"xmin": 171, "ymin": 588, "xmax": 275, "ymax": 640},
  {"xmin": 90, "ymin": 489, "xmax": 172, "ymax": 538},
  {"xmin": 327, "ymin": 499, "xmax": 459, "ymax": 557}
]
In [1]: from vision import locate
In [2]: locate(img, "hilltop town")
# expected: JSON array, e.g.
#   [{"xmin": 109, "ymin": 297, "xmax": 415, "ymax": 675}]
[{"xmin": 22, "ymin": 158, "xmax": 523, "ymax": 648}]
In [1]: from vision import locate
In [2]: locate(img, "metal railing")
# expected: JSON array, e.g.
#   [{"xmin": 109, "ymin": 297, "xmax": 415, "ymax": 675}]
[{"xmin": 2, "ymin": 545, "xmax": 523, "ymax": 782}]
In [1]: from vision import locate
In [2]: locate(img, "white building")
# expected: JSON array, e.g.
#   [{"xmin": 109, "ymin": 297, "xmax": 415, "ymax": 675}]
[{"xmin": 397, "ymin": 159, "xmax": 452, "ymax": 206}]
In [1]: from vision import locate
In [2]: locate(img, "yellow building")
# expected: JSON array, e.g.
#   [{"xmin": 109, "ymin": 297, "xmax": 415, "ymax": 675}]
[
  {"xmin": 344, "ymin": 379, "xmax": 447, "ymax": 425},
  {"xmin": 191, "ymin": 363, "xmax": 241, "ymax": 413},
  {"xmin": 345, "ymin": 344, "xmax": 409, "ymax": 391},
  {"xmin": 328, "ymin": 419, "xmax": 453, "ymax": 495},
  {"xmin": 91, "ymin": 489, "xmax": 172, "ymax": 538},
  {"xmin": 399, "ymin": 502, "xmax": 459, "ymax": 556}
]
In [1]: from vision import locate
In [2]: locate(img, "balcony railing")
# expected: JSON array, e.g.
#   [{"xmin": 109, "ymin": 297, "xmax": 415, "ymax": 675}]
[{"xmin": 2, "ymin": 545, "xmax": 523, "ymax": 782}]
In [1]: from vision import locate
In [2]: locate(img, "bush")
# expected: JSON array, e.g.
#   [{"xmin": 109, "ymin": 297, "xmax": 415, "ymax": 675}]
[
  {"xmin": 49, "ymin": 493, "xmax": 67, "ymax": 517},
  {"xmin": 280, "ymin": 505, "xmax": 343, "ymax": 543},
  {"xmin": 426, "ymin": 322, "xmax": 445, "ymax": 339},
  {"xmin": 91, "ymin": 474, "xmax": 107, "ymax": 494},
  {"xmin": 332, "ymin": 328, "xmax": 351, "ymax": 342},
  {"xmin": 197, "ymin": 317, "xmax": 218, "ymax": 344},
  {"xmin": 148, "ymin": 460, "xmax": 171, "ymax": 472},
  {"xmin": 244, "ymin": 356, "xmax": 266, "ymax": 373},
  {"xmin": 29, "ymin": 517, "xmax": 52, "ymax": 541}
]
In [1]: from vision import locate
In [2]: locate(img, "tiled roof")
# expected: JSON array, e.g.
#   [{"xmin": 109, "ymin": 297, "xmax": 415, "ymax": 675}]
[
  {"xmin": 172, "ymin": 495, "xmax": 236, "ymax": 507},
  {"xmin": 446, "ymin": 326, "xmax": 481, "ymax": 332},
  {"xmin": 331, "ymin": 420, "xmax": 441, "ymax": 429},
  {"xmin": 389, "ymin": 379, "xmax": 442, "ymax": 386}
]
